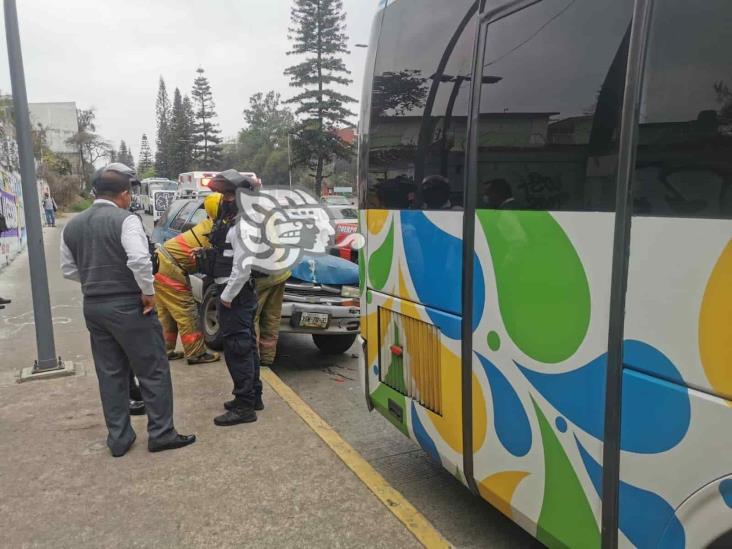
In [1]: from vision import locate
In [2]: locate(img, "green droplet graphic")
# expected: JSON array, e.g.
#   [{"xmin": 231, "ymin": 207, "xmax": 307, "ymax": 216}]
[
  {"xmin": 371, "ymin": 384, "xmax": 408, "ymax": 435},
  {"xmin": 533, "ymin": 398, "xmax": 600, "ymax": 549},
  {"xmin": 487, "ymin": 331, "xmax": 501, "ymax": 351},
  {"xmin": 367, "ymin": 220, "xmax": 394, "ymax": 291},
  {"xmin": 367, "ymin": 291, "xmax": 373, "ymax": 304},
  {"xmin": 477, "ymin": 211, "xmax": 590, "ymax": 364}
]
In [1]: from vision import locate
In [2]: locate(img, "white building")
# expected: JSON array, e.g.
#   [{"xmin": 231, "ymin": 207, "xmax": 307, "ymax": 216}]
[{"xmin": 29, "ymin": 102, "xmax": 81, "ymax": 173}]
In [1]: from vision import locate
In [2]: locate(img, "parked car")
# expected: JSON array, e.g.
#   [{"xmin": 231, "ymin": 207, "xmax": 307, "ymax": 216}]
[{"xmin": 151, "ymin": 197, "xmax": 360, "ymax": 355}]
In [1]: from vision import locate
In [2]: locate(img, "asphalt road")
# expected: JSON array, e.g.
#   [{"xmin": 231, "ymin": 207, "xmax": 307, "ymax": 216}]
[{"xmin": 143, "ymin": 212, "xmax": 541, "ymax": 548}]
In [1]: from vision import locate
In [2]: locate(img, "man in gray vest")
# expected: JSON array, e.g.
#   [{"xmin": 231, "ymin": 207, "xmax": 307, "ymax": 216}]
[{"xmin": 60, "ymin": 163, "xmax": 196, "ymax": 457}]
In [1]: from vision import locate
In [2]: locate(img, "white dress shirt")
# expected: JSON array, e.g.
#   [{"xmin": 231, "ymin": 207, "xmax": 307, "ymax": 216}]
[
  {"xmin": 218, "ymin": 226, "xmax": 251, "ymax": 303},
  {"xmin": 60, "ymin": 199, "xmax": 155, "ymax": 295}
]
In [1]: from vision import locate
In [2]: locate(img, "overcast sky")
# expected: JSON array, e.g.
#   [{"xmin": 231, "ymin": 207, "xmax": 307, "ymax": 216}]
[{"xmin": 0, "ymin": 0, "xmax": 376, "ymax": 158}]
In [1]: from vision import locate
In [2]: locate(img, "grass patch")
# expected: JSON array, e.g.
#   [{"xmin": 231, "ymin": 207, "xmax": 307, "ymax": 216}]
[{"xmin": 69, "ymin": 196, "xmax": 93, "ymax": 212}]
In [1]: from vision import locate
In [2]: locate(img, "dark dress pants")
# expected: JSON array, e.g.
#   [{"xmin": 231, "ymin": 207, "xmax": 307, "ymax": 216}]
[
  {"xmin": 83, "ymin": 294, "xmax": 178, "ymax": 455},
  {"xmin": 217, "ymin": 283, "xmax": 261, "ymax": 409}
]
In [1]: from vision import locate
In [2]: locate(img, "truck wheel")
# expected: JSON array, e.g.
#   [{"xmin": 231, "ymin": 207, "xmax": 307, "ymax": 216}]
[
  {"xmin": 312, "ymin": 333, "xmax": 357, "ymax": 355},
  {"xmin": 201, "ymin": 285, "xmax": 224, "ymax": 351}
]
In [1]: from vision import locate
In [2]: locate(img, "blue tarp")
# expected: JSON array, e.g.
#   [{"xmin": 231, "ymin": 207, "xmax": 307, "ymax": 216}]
[{"xmin": 290, "ymin": 253, "xmax": 359, "ymax": 285}]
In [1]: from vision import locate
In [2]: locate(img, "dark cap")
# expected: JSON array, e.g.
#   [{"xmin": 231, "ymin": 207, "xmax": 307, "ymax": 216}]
[
  {"xmin": 92, "ymin": 163, "xmax": 139, "ymax": 196},
  {"xmin": 209, "ymin": 169, "xmax": 257, "ymax": 193}
]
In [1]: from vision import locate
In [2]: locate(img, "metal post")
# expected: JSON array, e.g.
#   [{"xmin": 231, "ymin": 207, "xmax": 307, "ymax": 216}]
[
  {"xmin": 4, "ymin": 0, "xmax": 60, "ymax": 372},
  {"xmin": 287, "ymin": 133, "xmax": 293, "ymax": 190}
]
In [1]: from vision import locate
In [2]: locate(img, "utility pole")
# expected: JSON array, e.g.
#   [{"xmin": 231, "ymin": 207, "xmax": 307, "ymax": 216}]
[
  {"xmin": 287, "ymin": 133, "xmax": 293, "ymax": 190},
  {"xmin": 4, "ymin": 0, "xmax": 71, "ymax": 379}
]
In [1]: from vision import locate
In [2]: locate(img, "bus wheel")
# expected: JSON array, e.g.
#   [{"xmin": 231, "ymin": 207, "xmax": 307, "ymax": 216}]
[
  {"xmin": 312, "ymin": 333, "xmax": 357, "ymax": 355},
  {"xmin": 201, "ymin": 285, "xmax": 224, "ymax": 351}
]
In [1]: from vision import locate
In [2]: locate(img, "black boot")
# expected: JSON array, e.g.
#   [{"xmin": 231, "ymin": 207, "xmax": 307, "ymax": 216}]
[
  {"xmin": 214, "ymin": 407, "xmax": 256, "ymax": 426},
  {"xmin": 0, "ymin": 297, "xmax": 10, "ymax": 305}
]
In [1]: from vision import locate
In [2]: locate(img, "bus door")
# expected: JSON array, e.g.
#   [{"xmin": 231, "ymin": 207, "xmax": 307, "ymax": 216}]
[
  {"xmin": 362, "ymin": 0, "xmax": 480, "ymax": 480},
  {"xmin": 467, "ymin": 0, "xmax": 633, "ymax": 546},
  {"xmin": 616, "ymin": 2, "xmax": 732, "ymax": 547}
]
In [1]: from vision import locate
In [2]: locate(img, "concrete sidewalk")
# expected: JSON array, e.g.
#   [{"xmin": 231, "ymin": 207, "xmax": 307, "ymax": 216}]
[{"xmin": 0, "ymin": 219, "xmax": 420, "ymax": 548}]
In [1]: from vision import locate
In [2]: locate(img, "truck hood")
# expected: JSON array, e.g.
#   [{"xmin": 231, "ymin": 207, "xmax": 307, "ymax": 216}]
[{"xmin": 290, "ymin": 253, "xmax": 359, "ymax": 285}]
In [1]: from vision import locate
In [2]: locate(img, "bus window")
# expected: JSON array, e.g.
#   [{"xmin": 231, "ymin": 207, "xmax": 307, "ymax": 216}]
[
  {"xmin": 366, "ymin": 0, "xmax": 478, "ymax": 210},
  {"xmin": 633, "ymin": 0, "xmax": 732, "ymax": 219},
  {"xmin": 475, "ymin": 0, "xmax": 633, "ymax": 212}
]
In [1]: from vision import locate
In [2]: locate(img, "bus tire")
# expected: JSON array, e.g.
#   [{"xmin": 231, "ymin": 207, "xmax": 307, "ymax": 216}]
[
  {"xmin": 312, "ymin": 333, "xmax": 357, "ymax": 355},
  {"xmin": 201, "ymin": 284, "xmax": 224, "ymax": 351}
]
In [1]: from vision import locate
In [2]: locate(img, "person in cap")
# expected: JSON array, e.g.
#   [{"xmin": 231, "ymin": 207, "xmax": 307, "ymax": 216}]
[
  {"xmin": 60, "ymin": 163, "xmax": 195, "ymax": 457},
  {"xmin": 153, "ymin": 193, "xmax": 221, "ymax": 365},
  {"xmin": 205, "ymin": 170, "xmax": 263, "ymax": 426}
]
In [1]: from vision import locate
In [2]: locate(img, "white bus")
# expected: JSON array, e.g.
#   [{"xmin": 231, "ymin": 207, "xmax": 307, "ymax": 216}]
[{"xmin": 359, "ymin": 0, "xmax": 732, "ymax": 547}]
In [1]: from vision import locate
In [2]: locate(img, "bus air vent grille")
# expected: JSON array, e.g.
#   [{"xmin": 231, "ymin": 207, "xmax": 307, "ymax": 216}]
[{"xmin": 378, "ymin": 307, "xmax": 442, "ymax": 416}]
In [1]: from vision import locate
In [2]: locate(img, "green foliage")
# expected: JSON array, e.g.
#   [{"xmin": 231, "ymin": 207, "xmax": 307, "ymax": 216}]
[
  {"xmin": 154, "ymin": 77, "xmax": 172, "ymax": 178},
  {"xmin": 137, "ymin": 133, "xmax": 153, "ymax": 174},
  {"xmin": 221, "ymin": 91, "xmax": 298, "ymax": 186},
  {"xmin": 70, "ymin": 195, "xmax": 93, "ymax": 212},
  {"xmin": 284, "ymin": 0, "xmax": 356, "ymax": 195},
  {"xmin": 139, "ymin": 166, "xmax": 156, "ymax": 180},
  {"xmin": 191, "ymin": 67, "xmax": 222, "ymax": 169},
  {"xmin": 168, "ymin": 88, "xmax": 195, "ymax": 177},
  {"xmin": 66, "ymin": 108, "xmax": 110, "ymax": 186},
  {"xmin": 117, "ymin": 140, "xmax": 134, "ymax": 168}
]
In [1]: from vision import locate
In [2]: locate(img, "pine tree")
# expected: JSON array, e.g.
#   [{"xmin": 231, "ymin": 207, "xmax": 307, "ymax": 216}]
[
  {"xmin": 138, "ymin": 133, "xmax": 154, "ymax": 175},
  {"xmin": 191, "ymin": 67, "xmax": 223, "ymax": 169},
  {"xmin": 168, "ymin": 88, "xmax": 193, "ymax": 177},
  {"xmin": 284, "ymin": 0, "xmax": 355, "ymax": 196},
  {"xmin": 182, "ymin": 95, "xmax": 196, "ymax": 168},
  {"xmin": 118, "ymin": 140, "xmax": 134, "ymax": 168},
  {"xmin": 154, "ymin": 77, "xmax": 172, "ymax": 178}
]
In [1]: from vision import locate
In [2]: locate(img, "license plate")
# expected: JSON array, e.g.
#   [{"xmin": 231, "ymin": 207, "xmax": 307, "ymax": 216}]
[{"xmin": 299, "ymin": 312, "xmax": 329, "ymax": 329}]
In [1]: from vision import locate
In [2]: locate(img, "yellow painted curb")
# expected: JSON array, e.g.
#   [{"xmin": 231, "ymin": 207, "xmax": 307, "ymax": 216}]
[{"xmin": 261, "ymin": 368, "xmax": 452, "ymax": 549}]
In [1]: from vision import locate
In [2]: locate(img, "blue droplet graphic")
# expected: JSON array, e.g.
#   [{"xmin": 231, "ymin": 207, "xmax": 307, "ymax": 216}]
[
  {"xmin": 401, "ymin": 211, "xmax": 485, "ymax": 338},
  {"xmin": 576, "ymin": 436, "xmax": 685, "ymax": 549},
  {"xmin": 555, "ymin": 417, "xmax": 567, "ymax": 433},
  {"xmin": 516, "ymin": 340, "xmax": 690, "ymax": 454},
  {"xmin": 476, "ymin": 353, "xmax": 532, "ymax": 457},
  {"xmin": 411, "ymin": 403, "xmax": 440, "ymax": 464},
  {"xmin": 720, "ymin": 479, "xmax": 732, "ymax": 509}
]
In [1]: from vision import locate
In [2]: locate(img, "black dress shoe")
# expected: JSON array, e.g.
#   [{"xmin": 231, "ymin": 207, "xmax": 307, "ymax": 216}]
[
  {"xmin": 129, "ymin": 400, "xmax": 146, "ymax": 416},
  {"xmin": 0, "ymin": 297, "xmax": 10, "ymax": 305},
  {"xmin": 214, "ymin": 408, "xmax": 257, "ymax": 426},
  {"xmin": 224, "ymin": 398, "xmax": 264, "ymax": 412},
  {"xmin": 111, "ymin": 434, "xmax": 136, "ymax": 458},
  {"xmin": 148, "ymin": 434, "xmax": 196, "ymax": 453}
]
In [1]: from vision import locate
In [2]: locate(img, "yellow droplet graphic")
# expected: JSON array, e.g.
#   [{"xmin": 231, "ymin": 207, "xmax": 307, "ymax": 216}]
[
  {"xmin": 367, "ymin": 209, "xmax": 389, "ymax": 235},
  {"xmin": 699, "ymin": 240, "xmax": 732, "ymax": 403},
  {"xmin": 478, "ymin": 471, "xmax": 530, "ymax": 519}
]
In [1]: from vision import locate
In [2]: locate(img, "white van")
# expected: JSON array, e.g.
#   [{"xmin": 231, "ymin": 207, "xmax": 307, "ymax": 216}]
[{"xmin": 140, "ymin": 178, "xmax": 178, "ymax": 221}]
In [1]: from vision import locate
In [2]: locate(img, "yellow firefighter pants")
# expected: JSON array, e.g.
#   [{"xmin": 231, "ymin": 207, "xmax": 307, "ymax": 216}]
[
  {"xmin": 255, "ymin": 278, "xmax": 287, "ymax": 366},
  {"xmin": 154, "ymin": 273, "xmax": 206, "ymax": 359}
]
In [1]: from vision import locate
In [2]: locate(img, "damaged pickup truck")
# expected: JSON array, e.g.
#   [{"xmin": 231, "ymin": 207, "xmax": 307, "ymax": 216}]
[{"xmin": 152, "ymin": 198, "xmax": 360, "ymax": 355}]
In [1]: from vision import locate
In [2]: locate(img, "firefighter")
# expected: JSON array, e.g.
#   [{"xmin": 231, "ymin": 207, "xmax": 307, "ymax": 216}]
[
  {"xmin": 254, "ymin": 271, "xmax": 290, "ymax": 373},
  {"xmin": 153, "ymin": 193, "xmax": 222, "ymax": 365}
]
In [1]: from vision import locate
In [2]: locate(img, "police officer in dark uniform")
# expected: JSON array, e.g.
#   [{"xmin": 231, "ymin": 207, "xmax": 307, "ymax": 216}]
[{"xmin": 206, "ymin": 170, "xmax": 262, "ymax": 426}]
